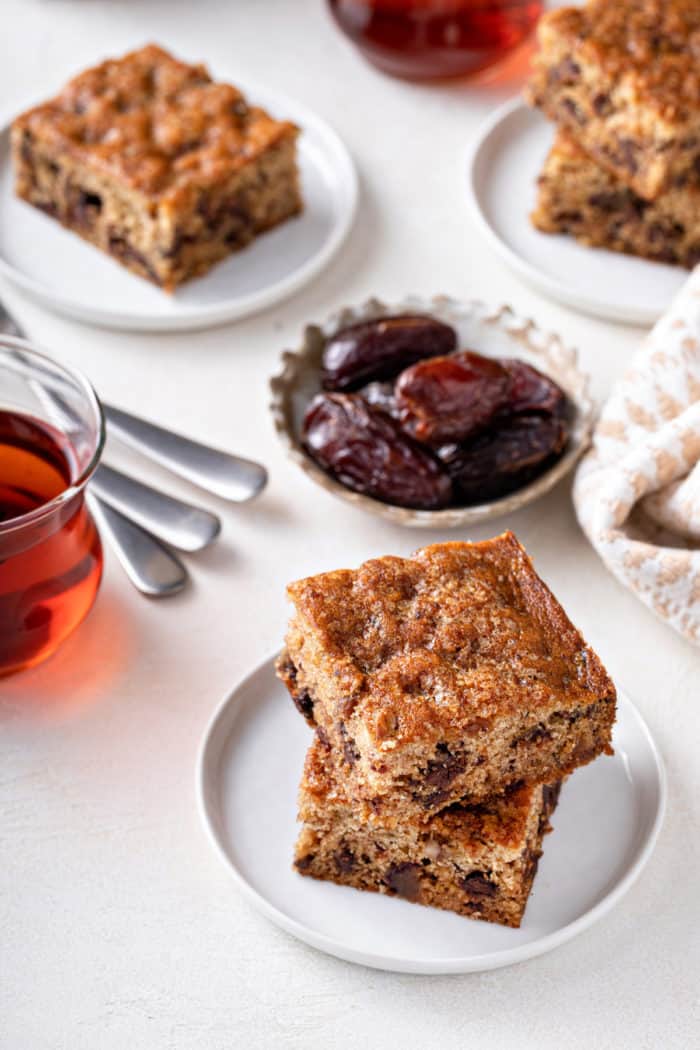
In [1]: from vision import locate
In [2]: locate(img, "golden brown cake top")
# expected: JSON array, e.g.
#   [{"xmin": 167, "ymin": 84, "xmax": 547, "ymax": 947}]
[
  {"xmin": 548, "ymin": 129, "xmax": 587, "ymax": 162},
  {"xmin": 286, "ymin": 532, "xmax": 615, "ymax": 744},
  {"xmin": 301, "ymin": 740, "xmax": 546, "ymax": 852},
  {"xmin": 13, "ymin": 45, "xmax": 297, "ymax": 204},
  {"xmin": 540, "ymin": 1, "xmax": 700, "ymax": 119}
]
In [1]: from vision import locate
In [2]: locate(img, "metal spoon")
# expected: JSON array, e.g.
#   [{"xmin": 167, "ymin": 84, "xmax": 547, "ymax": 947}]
[
  {"xmin": 89, "ymin": 495, "xmax": 188, "ymax": 597},
  {"xmin": 6, "ymin": 349, "xmax": 223, "ymax": 555},
  {"xmin": 103, "ymin": 403, "xmax": 268, "ymax": 503},
  {"xmin": 0, "ymin": 300, "xmax": 268, "ymax": 503},
  {"xmin": 91, "ymin": 464, "xmax": 221, "ymax": 553}
]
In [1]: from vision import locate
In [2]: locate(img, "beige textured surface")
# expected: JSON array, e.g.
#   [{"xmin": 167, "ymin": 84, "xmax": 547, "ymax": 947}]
[{"xmin": 574, "ymin": 265, "xmax": 700, "ymax": 644}]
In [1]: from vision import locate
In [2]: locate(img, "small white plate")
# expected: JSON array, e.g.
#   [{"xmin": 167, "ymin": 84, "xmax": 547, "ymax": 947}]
[
  {"xmin": 0, "ymin": 83, "xmax": 357, "ymax": 332},
  {"xmin": 466, "ymin": 99, "xmax": 686, "ymax": 326},
  {"xmin": 198, "ymin": 653, "xmax": 666, "ymax": 975}
]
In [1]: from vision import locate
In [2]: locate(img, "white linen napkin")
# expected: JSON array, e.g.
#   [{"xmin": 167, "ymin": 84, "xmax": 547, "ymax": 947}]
[{"xmin": 573, "ymin": 269, "xmax": 700, "ymax": 645}]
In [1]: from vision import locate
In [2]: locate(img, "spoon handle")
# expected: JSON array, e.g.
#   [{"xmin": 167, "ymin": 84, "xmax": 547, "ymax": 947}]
[
  {"xmin": 103, "ymin": 403, "xmax": 268, "ymax": 503},
  {"xmin": 89, "ymin": 495, "xmax": 188, "ymax": 597},
  {"xmin": 91, "ymin": 464, "xmax": 221, "ymax": 553}
]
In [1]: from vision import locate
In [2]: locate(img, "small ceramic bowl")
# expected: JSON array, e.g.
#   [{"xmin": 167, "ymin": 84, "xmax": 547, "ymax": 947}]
[{"xmin": 269, "ymin": 295, "xmax": 596, "ymax": 527}]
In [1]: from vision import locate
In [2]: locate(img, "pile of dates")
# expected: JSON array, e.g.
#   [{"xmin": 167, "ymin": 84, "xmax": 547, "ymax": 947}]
[{"xmin": 302, "ymin": 314, "xmax": 570, "ymax": 511}]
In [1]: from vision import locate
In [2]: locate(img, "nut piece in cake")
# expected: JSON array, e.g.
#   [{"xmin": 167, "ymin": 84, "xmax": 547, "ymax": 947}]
[
  {"xmin": 11, "ymin": 45, "xmax": 302, "ymax": 290},
  {"xmin": 526, "ymin": 1, "xmax": 700, "ymax": 201},
  {"xmin": 278, "ymin": 532, "xmax": 616, "ymax": 811},
  {"xmin": 532, "ymin": 130, "xmax": 700, "ymax": 269},
  {"xmin": 294, "ymin": 739, "xmax": 562, "ymax": 928}
]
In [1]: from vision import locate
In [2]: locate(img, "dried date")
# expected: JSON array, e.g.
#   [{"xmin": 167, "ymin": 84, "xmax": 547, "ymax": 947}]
[
  {"xmin": 302, "ymin": 393, "xmax": 452, "ymax": 510},
  {"xmin": 396, "ymin": 351, "xmax": 510, "ymax": 444},
  {"xmin": 321, "ymin": 315, "xmax": 456, "ymax": 392},
  {"xmin": 499, "ymin": 359, "xmax": 568, "ymax": 419},
  {"xmin": 360, "ymin": 381, "xmax": 400, "ymax": 419},
  {"xmin": 439, "ymin": 415, "xmax": 567, "ymax": 504}
]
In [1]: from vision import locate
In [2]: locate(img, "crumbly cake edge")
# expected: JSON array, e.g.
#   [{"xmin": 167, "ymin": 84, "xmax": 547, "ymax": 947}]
[
  {"xmin": 531, "ymin": 130, "xmax": 700, "ymax": 269},
  {"xmin": 526, "ymin": 6, "xmax": 700, "ymax": 199},
  {"xmin": 293, "ymin": 740, "xmax": 563, "ymax": 927}
]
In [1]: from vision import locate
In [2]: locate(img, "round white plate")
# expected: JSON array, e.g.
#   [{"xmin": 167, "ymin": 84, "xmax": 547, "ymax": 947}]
[
  {"xmin": 0, "ymin": 83, "xmax": 357, "ymax": 332},
  {"xmin": 466, "ymin": 99, "xmax": 686, "ymax": 326},
  {"xmin": 198, "ymin": 653, "xmax": 666, "ymax": 974}
]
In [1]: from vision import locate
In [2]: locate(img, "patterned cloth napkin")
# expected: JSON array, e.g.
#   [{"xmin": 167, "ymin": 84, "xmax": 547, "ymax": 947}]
[{"xmin": 574, "ymin": 269, "xmax": 700, "ymax": 646}]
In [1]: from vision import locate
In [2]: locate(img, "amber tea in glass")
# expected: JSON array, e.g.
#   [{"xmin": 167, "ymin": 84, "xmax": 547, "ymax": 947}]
[
  {"xmin": 328, "ymin": 0, "xmax": 543, "ymax": 80},
  {"xmin": 0, "ymin": 340, "xmax": 104, "ymax": 676}
]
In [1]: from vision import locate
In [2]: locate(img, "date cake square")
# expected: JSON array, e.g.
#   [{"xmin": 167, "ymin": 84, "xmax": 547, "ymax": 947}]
[
  {"xmin": 526, "ymin": 1, "xmax": 700, "ymax": 201},
  {"xmin": 277, "ymin": 532, "xmax": 616, "ymax": 812},
  {"xmin": 11, "ymin": 45, "xmax": 302, "ymax": 290},
  {"xmin": 532, "ymin": 130, "xmax": 700, "ymax": 269},
  {"xmin": 294, "ymin": 738, "xmax": 562, "ymax": 928}
]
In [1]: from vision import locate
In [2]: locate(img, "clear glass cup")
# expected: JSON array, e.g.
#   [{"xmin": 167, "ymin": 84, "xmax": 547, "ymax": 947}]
[
  {"xmin": 0, "ymin": 337, "xmax": 105, "ymax": 676},
  {"xmin": 328, "ymin": 0, "xmax": 544, "ymax": 80}
]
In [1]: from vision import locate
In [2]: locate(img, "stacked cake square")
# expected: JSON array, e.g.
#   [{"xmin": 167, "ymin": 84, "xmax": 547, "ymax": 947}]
[
  {"xmin": 277, "ymin": 533, "xmax": 616, "ymax": 927},
  {"xmin": 526, "ymin": 0, "xmax": 700, "ymax": 269}
]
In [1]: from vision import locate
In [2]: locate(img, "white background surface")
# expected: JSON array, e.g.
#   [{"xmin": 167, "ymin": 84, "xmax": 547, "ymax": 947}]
[{"xmin": 1, "ymin": 2, "xmax": 698, "ymax": 1047}]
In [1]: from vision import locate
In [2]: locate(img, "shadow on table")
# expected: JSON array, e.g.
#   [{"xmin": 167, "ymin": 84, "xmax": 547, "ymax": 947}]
[{"xmin": 0, "ymin": 588, "xmax": 134, "ymax": 723}]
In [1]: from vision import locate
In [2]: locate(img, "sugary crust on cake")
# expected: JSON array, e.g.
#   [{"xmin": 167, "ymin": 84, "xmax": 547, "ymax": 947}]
[
  {"xmin": 526, "ymin": 2, "xmax": 700, "ymax": 199},
  {"xmin": 12, "ymin": 44, "xmax": 298, "ymax": 212},
  {"xmin": 279, "ymin": 645, "xmax": 611, "ymax": 810},
  {"xmin": 284, "ymin": 532, "xmax": 615, "ymax": 746},
  {"xmin": 536, "ymin": 2, "xmax": 700, "ymax": 120},
  {"xmin": 294, "ymin": 740, "xmax": 562, "ymax": 927},
  {"xmin": 532, "ymin": 130, "xmax": 700, "ymax": 269}
]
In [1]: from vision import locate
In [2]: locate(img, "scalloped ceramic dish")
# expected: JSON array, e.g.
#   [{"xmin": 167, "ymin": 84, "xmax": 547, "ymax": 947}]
[{"xmin": 269, "ymin": 295, "xmax": 596, "ymax": 527}]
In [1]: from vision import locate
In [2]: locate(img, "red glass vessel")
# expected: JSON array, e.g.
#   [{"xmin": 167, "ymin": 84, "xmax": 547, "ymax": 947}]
[
  {"xmin": 0, "ymin": 342, "xmax": 104, "ymax": 676},
  {"xmin": 328, "ymin": 0, "xmax": 543, "ymax": 80}
]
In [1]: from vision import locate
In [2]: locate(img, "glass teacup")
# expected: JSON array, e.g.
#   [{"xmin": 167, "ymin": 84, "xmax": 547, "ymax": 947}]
[{"xmin": 0, "ymin": 338, "xmax": 104, "ymax": 677}]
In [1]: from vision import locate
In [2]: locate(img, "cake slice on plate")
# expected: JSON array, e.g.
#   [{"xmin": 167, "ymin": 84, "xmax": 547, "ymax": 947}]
[{"xmin": 11, "ymin": 45, "xmax": 302, "ymax": 290}]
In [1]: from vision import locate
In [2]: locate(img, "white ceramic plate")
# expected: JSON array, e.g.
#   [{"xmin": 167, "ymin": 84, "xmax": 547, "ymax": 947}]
[
  {"xmin": 466, "ymin": 99, "xmax": 686, "ymax": 326},
  {"xmin": 198, "ymin": 653, "xmax": 666, "ymax": 975},
  {"xmin": 0, "ymin": 83, "xmax": 357, "ymax": 332}
]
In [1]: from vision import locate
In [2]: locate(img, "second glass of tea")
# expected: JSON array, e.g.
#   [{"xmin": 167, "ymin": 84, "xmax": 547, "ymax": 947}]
[
  {"xmin": 0, "ymin": 339, "xmax": 104, "ymax": 677},
  {"xmin": 328, "ymin": 0, "xmax": 543, "ymax": 80}
]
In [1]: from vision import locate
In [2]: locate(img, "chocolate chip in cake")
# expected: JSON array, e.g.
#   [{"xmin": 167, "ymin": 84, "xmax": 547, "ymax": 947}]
[
  {"xmin": 339, "ymin": 722, "xmax": 360, "ymax": 766},
  {"xmin": 561, "ymin": 97, "xmax": 586, "ymax": 125},
  {"xmin": 685, "ymin": 245, "xmax": 700, "ymax": 267},
  {"xmin": 36, "ymin": 201, "xmax": 59, "ymax": 218},
  {"xmin": 587, "ymin": 190, "xmax": 631, "ymax": 214},
  {"xmin": 292, "ymin": 689, "xmax": 315, "ymax": 724},
  {"xmin": 424, "ymin": 744, "xmax": 467, "ymax": 789},
  {"xmin": 69, "ymin": 187, "xmax": 103, "ymax": 227},
  {"xmin": 548, "ymin": 57, "xmax": 580, "ymax": 85},
  {"xmin": 295, "ymin": 853, "xmax": 315, "ymax": 873},
  {"xmin": 461, "ymin": 871, "xmax": 498, "ymax": 898},
  {"xmin": 553, "ymin": 210, "xmax": 583, "ymax": 226},
  {"xmin": 334, "ymin": 846, "xmax": 356, "ymax": 874},
  {"xmin": 384, "ymin": 862, "xmax": 422, "ymax": 902},
  {"xmin": 617, "ymin": 138, "xmax": 640, "ymax": 174},
  {"xmin": 541, "ymin": 783, "xmax": 561, "ymax": 811},
  {"xmin": 108, "ymin": 232, "xmax": 162, "ymax": 285}
]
